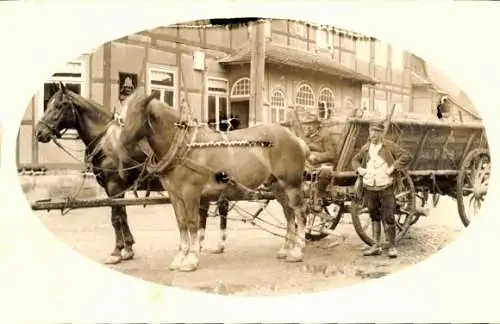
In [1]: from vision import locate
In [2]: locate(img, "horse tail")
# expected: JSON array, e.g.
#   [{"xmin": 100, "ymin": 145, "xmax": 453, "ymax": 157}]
[{"xmin": 282, "ymin": 125, "xmax": 310, "ymax": 159}]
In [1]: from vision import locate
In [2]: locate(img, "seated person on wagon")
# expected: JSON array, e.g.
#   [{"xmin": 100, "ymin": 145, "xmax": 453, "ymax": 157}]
[{"xmin": 302, "ymin": 117, "xmax": 338, "ymax": 210}]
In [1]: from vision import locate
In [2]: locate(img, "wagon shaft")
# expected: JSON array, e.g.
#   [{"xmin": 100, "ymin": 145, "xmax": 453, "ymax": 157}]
[
  {"xmin": 31, "ymin": 197, "xmax": 172, "ymax": 211},
  {"xmin": 30, "ymin": 190, "xmax": 276, "ymax": 212}
]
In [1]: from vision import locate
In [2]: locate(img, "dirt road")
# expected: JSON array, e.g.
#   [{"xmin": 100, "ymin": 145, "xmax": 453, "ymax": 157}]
[{"xmin": 32, "ymin": 193, "xmax": 465, "ymax": 296}]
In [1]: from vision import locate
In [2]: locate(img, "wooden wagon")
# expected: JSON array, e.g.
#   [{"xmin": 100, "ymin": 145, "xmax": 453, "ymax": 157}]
[
  {"xmin": 30, "ymin": 110, "xmax": 490, "ymax": 247},
  {"xmin": 298, "ymin": 112, "xmax": 490, "ymax": 245}
]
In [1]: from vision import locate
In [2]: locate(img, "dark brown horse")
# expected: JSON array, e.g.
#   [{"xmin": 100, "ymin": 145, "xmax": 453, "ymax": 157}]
[
  {"xmin": 33, "ymin": 82, "xmax": 232, "ymax": 263},
  {"xmin": 115, "ymin": 90, "xmax": 310, "ymax": 272}
]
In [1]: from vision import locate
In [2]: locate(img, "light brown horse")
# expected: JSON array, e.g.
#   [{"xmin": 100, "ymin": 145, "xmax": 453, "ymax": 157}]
[{"xmin": 114, "ymin": 91, "xmax": 310, "ymax": 272}]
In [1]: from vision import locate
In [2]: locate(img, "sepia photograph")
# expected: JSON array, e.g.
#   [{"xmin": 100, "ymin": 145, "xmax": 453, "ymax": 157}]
[{"xmin": 17, "ymin": 17, "xmax": 490, "ymax": 296}]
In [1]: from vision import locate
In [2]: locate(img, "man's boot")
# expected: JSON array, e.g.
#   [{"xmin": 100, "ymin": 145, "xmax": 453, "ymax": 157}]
[
  {"xmin": 363, "ymin": 221, "xmax": 382, "ymax": 256},
  {"xmin": 387, "ymin": 224, "xmax": 398, "ymax": 258}
]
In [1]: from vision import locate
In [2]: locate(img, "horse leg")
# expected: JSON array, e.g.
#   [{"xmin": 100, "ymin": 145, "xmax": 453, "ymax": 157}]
[
  {"xmin": 198, "ymin": 198, "xmax": 209, "ymax": 251},
  {"xmin": 178, "ymin": 190, "xmax": 202, "ymax": 272},
  {"xmin": 269, "ymin": 183, "xmax": 295, "ymax": 260},
  {"xmin": 168, "ymin": 195, "xmax": 190, "ymax": 271},
  {"xmin": 119, "ymin": 206, "xmax": 135, "ymax": 261},
  {"xmin": 210, "ymin": 198, "xmax": 228, "ymax": 254},
  {"xmin": 104, "ymin": 204, "xmax": 126, "ymax": 264},
  {"xmin": 283, "ymin": 184, "xmax": 306, "ymax": 263}
]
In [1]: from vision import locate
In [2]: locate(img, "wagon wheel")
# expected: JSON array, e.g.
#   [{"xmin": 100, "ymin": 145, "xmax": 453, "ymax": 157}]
[
  {"xmin": 305, "ymin": 202, "xmax": 345, "ymax": 241},
  {"xmin": 457, "ymin": 148, "xmax": 490, "ymax": 227},
  {"xmin": 351, "ymin": 170, "xmax": 416, "ymax": 246}
]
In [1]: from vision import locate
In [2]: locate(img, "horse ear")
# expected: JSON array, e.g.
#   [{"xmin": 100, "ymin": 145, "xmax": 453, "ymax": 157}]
[
  {"xmin": 150, "ymin": 91, "xmax": 161, "ymax": 100},
  {"xmin": 59, "ymin": 81, "xmax": 66, "ymax": 93}
]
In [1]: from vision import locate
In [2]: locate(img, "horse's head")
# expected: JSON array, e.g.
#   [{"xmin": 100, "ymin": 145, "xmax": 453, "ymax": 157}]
[
  {"xmin": 117, "ymin": 89, "xmax": 161, "ymax": 153},
  {"xmin": 35, "ymin": 82, "xmax": 78, "ymax": 142}
]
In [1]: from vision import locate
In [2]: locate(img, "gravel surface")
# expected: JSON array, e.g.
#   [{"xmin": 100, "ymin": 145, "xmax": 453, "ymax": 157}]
[{"xmin": 31, "ymin": 190, "xmax": 465, "ymax": 296}]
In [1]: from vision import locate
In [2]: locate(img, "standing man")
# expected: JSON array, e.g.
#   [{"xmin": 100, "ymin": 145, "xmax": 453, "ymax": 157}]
[{"xmin": 351, "ymin": 121, "xmax": 412, "ymax": 258}]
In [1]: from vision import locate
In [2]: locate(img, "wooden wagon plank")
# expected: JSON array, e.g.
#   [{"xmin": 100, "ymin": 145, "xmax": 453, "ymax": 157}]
[
  {"xmin": 410, "ymin": 128, "xmax": 431, "ymax": 170},
  {"xmin": 434, "ymin": 128, "xmax": 454, "ymax": 170},
  {"xmin": 330, "ymin": 169, "xmax": 459, "ymax": 178},
  {"xmin": 347, "ymin": 117, "xmax": 485, "ymax": 130}
]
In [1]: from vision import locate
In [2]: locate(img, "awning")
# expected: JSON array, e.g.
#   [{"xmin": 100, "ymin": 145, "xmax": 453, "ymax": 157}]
[{"xmin": 218, "ymin": 41, "xmax": 378, "ymax": 85}]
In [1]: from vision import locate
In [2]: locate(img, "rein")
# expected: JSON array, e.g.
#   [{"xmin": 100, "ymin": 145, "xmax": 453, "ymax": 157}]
[{"xmin": 145, "ymin": 65, "xmax": 194, "ymax": 175}]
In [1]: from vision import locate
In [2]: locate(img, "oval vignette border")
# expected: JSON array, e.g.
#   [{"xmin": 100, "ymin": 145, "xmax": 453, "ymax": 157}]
[{"xmin": 0, "ymin": 1, "xmax": 499, "ymax": 323}]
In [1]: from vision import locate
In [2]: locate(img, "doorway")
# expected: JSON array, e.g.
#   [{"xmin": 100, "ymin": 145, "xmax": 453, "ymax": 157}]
[{"xmin": 230, "ymin": 100, "xmax": 250, "ymax": 129}]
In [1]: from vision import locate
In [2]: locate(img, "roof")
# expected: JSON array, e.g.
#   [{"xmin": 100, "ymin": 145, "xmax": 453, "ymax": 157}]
[
  {"xmin": 425, "ymin": 63, "xmax": 481, "ymax": 119},
  {"xmin": 410, "ymin": 57, "xmax": 481, "ymax": 120},
  {"xmin": 218, "ymin": 40, "xmax": 378, "ymax": 85}
]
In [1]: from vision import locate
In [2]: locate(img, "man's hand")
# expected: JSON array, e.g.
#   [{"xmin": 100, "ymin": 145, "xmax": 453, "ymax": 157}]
[
  {"xmin": 357, "ymin": 167, "xmax": 367, "ymax": 176},
  {"xmin": 386, "ymin": 165, "xmax": 395, "ymax": 175},
  {"xmin": 307, "ymin": 152, "xmax": 317, "ymax": 164}
]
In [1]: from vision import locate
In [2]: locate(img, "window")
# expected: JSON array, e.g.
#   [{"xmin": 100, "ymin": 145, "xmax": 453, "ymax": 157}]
[
  {"xmin": 356, "ymin": 39, "xmax": 371, "ymax": 62},
  {"xmin": 340, "ymin": 35, "xmax": 355, "ymax": 51},
  {"xmin": 316, "ymin": 26, "xmax": 331, "ymax": 50},
  {"xmin": 403, "ymin": 94, "xmax": 411, "ymax": 112},
  {"xmin": 207, "ymin": 77, "xmax": 229, "ymax": 131},
  {"xmin": 270, "ymin": 89, "xmax": 286, "ymax": 123},
  {"xmin": 374, "ymin": 99, "xmax": 388, "ymax": 116},
  {"xmin": 230, "ymin": 77, "xmax": 250, "ymax": 99},
  {"xmin": 317, "ymin": 88, "xmax": 335, "ymax": 120},
  {"xmin": 295, "ymin": 83, "xmax": 315, "ymax": 115},
  {"xmin": 38, "ymin": 59, "xmax": 88, "ymax": 138},
  {"xmin": 374, "ymin": 41, "xmax": 388, "ymax": 67},
  {"xmin": 361, "ymin": 96, "xmax": 370, "ymax": 111},
  {"xmin": 292, "ymin": 21, "xmax": 307, "ymax": 38},
  {"xmin": 147, "ymin": 67, "xmax": 177, "ymax": 109}
]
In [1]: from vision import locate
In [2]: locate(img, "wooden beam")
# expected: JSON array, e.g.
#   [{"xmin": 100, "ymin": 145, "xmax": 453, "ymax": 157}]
[
  {"xmin": 30, "ymin": 191, "xmax": 277, "ymax": 212},
  {"xmin": 103, "ymin": 42, "xmax": 112, "ymax": 111},
  {"xmin": 31, "ymin": 96, "xmax": 39, "ymax": 164},
  {"xmin": 249, "ymin": 21, "xmax": 266, "ymax": 125}
]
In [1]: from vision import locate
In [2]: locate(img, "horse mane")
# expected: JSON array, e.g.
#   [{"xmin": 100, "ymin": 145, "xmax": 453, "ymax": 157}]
[
  {"xmin": 65, "ymin": 90, "xmax": 112, "ymax": 119},
  {"xmin": 97, "ymin": 88, "xmax": 155, "ymax": 160}
]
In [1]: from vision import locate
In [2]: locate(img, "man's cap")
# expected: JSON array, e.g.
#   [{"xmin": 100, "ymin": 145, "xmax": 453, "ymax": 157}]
[{"xmin": 369, "ymin": 121, "xmax": 384, "ymax": 132}]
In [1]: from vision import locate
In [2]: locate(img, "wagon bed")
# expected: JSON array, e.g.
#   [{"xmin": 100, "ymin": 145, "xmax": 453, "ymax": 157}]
[{"xmin": 299, "ymin": 112, "xmax": 490, "ymax": 245}]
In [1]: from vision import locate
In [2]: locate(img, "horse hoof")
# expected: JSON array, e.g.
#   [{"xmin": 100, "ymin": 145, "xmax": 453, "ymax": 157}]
[
  {"xmin": 178, "ymin": 253, "xmax": 199, "ymax": 272},
  {"xmin": 169, "ymin": 253, "xmax": 186, "ymax": 271},
  {"xmin": 207, "ymin": 244, "xmax": 225, "ymax": 254},
  {"xmin": 277, "ymin": 247, "xmax": 289, "ymax": 260},
  {"xmin": 284, "ymin": 248, "xmax": 303, "ymax": 263},
  {"xmin": 178, "ymin": 263, "xmax": 198, "ymax": 272},
  {"xmin": 104, "ymin": 255, "xmax": 122, "ymax": 264},
  {"xmin": 121, "ymin": 249, "xmax": 135, "ymax": 261},
  {"xmin": 284, "ymin": 255, "xmax": 303, "ymax": 263}
]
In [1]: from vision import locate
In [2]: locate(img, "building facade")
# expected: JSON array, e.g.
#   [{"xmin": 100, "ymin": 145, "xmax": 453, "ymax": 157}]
[{"xmin": 17, "ymin": 19, "xmax": 480, "ymax": 170}]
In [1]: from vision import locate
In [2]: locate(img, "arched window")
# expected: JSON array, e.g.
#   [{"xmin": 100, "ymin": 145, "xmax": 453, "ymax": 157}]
[
  {"xmin": 317, "ymin": 88, "xmax": 335, "ymax": 120},
  {"xmin": 295, "ymin": 83, "xmax": 315, "ymax": 115},
  {"xmin": 230, "ymin": 77, "xmax": 250, "ymax": 98},
  {"xmin": 270, "ymin": 89, "xmax": 286, "ymax": 123}
]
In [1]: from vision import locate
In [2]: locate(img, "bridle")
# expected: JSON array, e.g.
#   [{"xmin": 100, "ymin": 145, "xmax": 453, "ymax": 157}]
[{"xmin": 38, "ymin": 93, "xmax": 77, "ymax": 139}]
